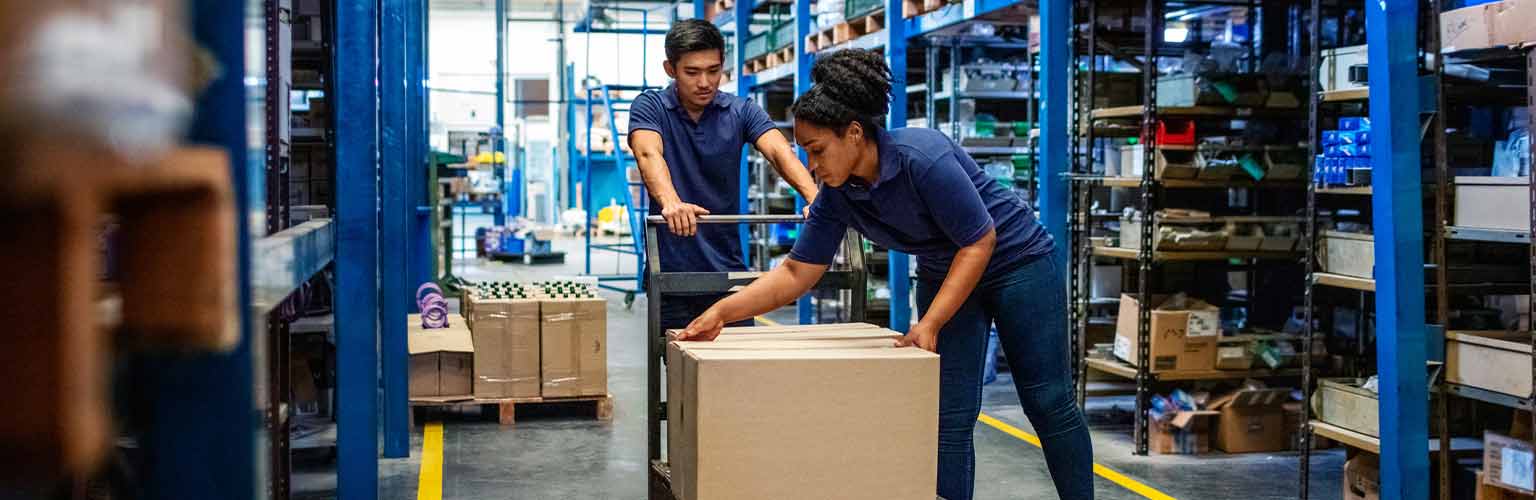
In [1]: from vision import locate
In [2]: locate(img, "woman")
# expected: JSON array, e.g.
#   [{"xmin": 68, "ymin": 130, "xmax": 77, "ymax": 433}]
[{"xmin": 677, "ymin": 49, "xmax": 1094, "ymax": 500}]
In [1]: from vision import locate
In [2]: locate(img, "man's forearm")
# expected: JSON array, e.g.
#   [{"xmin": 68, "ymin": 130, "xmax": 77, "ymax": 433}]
[
  {"xmin": 635, "ymin": 152, "xmax": 683, "ymax": 207},
  {"xmin": 769, "ymin": 149, "xmax": 819, "ymax": 203}
]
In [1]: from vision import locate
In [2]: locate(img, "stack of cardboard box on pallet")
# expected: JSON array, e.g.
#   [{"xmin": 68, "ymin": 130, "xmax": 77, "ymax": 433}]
[
  {"xmin": 665, "ymin": 323, "xmax": 938, "ymax": 500},
  {"xmin": 408, "ymin": 281, "xmax": 607, "ymax": 401}
]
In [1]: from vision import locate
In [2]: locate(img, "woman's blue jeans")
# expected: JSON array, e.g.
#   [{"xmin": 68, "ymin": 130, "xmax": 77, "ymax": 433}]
[{"xmin": 916, "ymin": 255, "xmax": 1094, "ymax": 500}]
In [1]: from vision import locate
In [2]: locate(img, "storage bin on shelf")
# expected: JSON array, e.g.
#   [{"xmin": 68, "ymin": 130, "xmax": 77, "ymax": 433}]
[{"xmin": 1119, "ymin": 210, "xmax": 1228, "ymax": 252}]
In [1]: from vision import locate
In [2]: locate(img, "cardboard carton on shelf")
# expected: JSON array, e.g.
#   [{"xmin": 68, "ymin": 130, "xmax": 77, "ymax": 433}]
[
  {"xmin": 1441, "ymin": 0, "xmax": 1536, "ymax": 53},
  {"xmin": 408, "ymin": 313, "xmax": 475, "ymax": 399},
  {"xmin": 1479, "ymin": 469, "xmax": 1536, "ymax": 500},
  {"xmin": 467, "ymin": 298, "xmax": 542, "ymax": 399},
  {"xmin": 1209, "ymin": 386, "xmax": 1292, "ymax": 453},
  {"xmin": 539, "ymin": 297, "xmax": 607, "ymax": 398},
  {"xmin": 1113, "ymin": 293, "xmax": 1220, "ymax": 372},
  {"xmin": 1447, "ymin": 330, "xmax": 1532, "ymax": 400},
  {"xmin": 1344, "ymin": 454, "xmax": 1381, "ymax": 500},
  {"xmin": 666, "ymin": 323, "xmax": 938, "ymax": 500},
  {"xmin": 1454, "ymin": 176, "xmax": 1530, "ymax": 232},
  {"xmin": 1485, "ymin": 432, "xmax": 1536, "ymax": 496},
  {"xmin": 1149, "ymin": 409, "xmax": 1218, "ymax": 455}
]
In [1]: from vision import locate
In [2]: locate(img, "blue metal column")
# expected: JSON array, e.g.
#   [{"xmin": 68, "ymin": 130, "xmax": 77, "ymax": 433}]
[
  {"xmin": 138, "ymin": 2, "xmax": 259, "ymax": 498},
  {"xmin": 335, "ymin": 0, "xmax": 381, "ymax": 497},
  {"xmin": 1366, "ymin": 2, "xmax": 1429, "ymax": 498},
  {"xmin": 884, "ymin": 0, "xmax": 911, "ymax": 332},
  {"xmin": 494, "ymin": 0, "xmax": 508, "ymax": 225},
  {"xmin": 735, "ymin": 0, "xmax": 754, "ymax": 261},
  {"xmin": 380, "ymin": 0, "xmax": 411, "ymax": 460},
  {"xmin": 1038, "ymin": 0, "xmax": 1068, "ymax": 254},
  {"xmin": 409, "ymin": 0, "xmax": 434, "ymax": 295},
  {"xmin": 795, "ymin": 0, "xmax": 815, "ymax": 324}
]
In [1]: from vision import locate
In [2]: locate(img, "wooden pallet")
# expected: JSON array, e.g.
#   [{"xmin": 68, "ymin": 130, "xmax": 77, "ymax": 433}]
[
  {"xmin": 744, "ymin": 47, "xmax": 796, "ymax": 76},
  {"xmin": 834, "ymin": 11, "xmax": 885, "ymax": 44},
  {"xmin": 410, "ymin": 393, "xmax": 614, "ymax": 426},
  {"xmin": 902, "ymin": 0, "xmax": 948, "ymax": 18}
]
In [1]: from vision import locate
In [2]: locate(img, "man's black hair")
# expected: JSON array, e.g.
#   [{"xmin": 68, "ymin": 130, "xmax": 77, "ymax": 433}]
[{"xmin": 665, "ymin": 19, "xmax": 726, "ymax": 63}]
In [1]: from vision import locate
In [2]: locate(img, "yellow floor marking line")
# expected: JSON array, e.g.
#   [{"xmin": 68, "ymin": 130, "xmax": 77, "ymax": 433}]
[
  {"xmin": 977, "ymin": 413, "xmax": 1176, "ymax": 500},
  {"xmin": 754, "ymin": 315, "xmax": 782, "ymax": 326},
  {"xmin": 418, "ymin": 421, "xmax": 444, "ymax": 500}
]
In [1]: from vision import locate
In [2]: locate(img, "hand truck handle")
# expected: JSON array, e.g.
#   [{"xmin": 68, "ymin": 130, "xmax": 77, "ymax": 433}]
[{"xmin": 644, "ymin": 214, "xmax": 806, "ymax": 225}]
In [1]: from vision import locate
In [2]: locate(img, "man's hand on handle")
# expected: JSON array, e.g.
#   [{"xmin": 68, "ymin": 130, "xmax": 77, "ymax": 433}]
[{"xmin": 661, "ymin": 202, "xmax": 710, "ymax": 237}]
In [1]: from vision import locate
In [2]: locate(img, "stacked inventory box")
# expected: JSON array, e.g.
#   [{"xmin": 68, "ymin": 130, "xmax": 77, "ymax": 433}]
[{"xmin": 665, "ymin": 323, "xmax": 938, "ymax": 500}]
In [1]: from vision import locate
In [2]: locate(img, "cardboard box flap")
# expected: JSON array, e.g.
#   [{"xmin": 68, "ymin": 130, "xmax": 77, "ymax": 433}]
[
  {"xmin": 408, "ymin": 328, "xmax": 474, "ymax": 354},
  {"xmin": 1208, "ymin": 388, "xmax": 1292, "ymax": 410},
  {"xmin": 686, "ymin": 346, "xmax": 939, "ymax": 362},
  {"xmin": 1169, "ymin": 410, "xmax": 1220, "ymax": 429},
  {"xmin": 673, "ymin": 338, "xmax": 901, "ymax": 351}
]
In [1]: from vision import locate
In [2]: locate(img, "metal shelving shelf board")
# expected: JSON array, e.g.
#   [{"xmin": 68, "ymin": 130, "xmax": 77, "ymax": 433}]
[
  {"xmin": 933, "ymin": 90, "xmax": 1038, "ymax": 101},
  {"xmin": 1444, "ymin": 226, "xmax": 1531, "ymax": 244},
  {"xmin": 1091, "ymin": 246, "xmax": 1302, "ymax": 262},
  {"xmin": 1310, "ymin": 420, "xmax": 1380, "ymax": 454},
  {"xmin": 750, "ymin": 62, "xmax": 795, "ymax": 87},
  {"xmin": 962, "ymin": 146, "xmax": 1031, "ymax": 155},
  {"xmin": 1445, "ymin": 383, "xmax": 1534, "ymax": 410},
  {"xmin": 1078, "ymin": 176, "xmax": 1305, "ymax": 189},
  {"xmin": 1090, "ymin": 105, "xmax": 1304, "ymax": 120},
  {"xmin": 1316, "ymin": 185, "xmax": 1373, "ymax": 195},
  {"xmin": 1084, "ymin": 357, "xmax": 1304, "ymax": 381},
  {"xmin": 1313, "ymin": 272, "xmax": 1376, "ymax": 292},
  {"xmin": 1320, "ymin": 88, "xmax": 1370, "ymax": 102}
]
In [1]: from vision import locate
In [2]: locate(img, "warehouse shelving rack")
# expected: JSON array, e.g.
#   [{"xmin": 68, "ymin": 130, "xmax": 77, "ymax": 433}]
[
  {"xmin": 1290, "ymin": 0, "xmax": 1436, "ymax": 497},
  {"xmin": 1066, "ymin": 0, "xmax": 1314, "ymax": 456}
]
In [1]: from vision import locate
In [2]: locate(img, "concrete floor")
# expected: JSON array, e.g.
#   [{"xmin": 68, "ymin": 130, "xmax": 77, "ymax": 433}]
[{"xmin": 295, "ymin": 237, "xmax": 1345, "ymax": 499}]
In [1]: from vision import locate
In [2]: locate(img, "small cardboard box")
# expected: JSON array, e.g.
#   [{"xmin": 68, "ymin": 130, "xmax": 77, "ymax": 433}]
[
  {"xmin": 1485, "ymin": 432, "xmax": 1536, "ymax": 496},
  {"xmin": 1149, "ymin": 411, "xmax": 1217, "ymax": 454},
  {"xmin": 408, "ymin": 314, "xmax": 475, "ymax": 399},
  {"xmin": 1455, "ymin": 177, "xmax": 1530, "ymax": 232},
  {"xmin": 1209, "ymin": 387, "xmax": 1292, "ymax": 453},
  {"xmin": 1344, "ymin": 455, "xmax": 1381, "ymax": 500},
  {"xmin": 1114, "ymin": 294, "xmax": 1220, "ymax": 372},
  {"xmin": 539, "ymin": 298, "xmax": 607, "ymax": 398},
  {"xmin": 468, "ymin": 298, "xmax": 542, "ymax": 399},
  {"xmin": 1215, "ymin": 337, "xmax": 1256, "ymax": 370}
]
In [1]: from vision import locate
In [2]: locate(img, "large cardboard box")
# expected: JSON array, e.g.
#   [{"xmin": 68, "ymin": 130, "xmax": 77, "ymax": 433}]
[
  {"xmin": 468, "ymin": 298, "xmax": 542, "ymax": 398},
  {"xmin": 1209, "ymin": 387, "xmax": 1291, "ymax": 453},
  {"xmin": 1485, "ymin": 432, "xmax": 1536, "ymax": 496},
  {"xmin": 1491, "ymin": 0, "xmax": 1536, "ymax": 48},
  {"xmin": 540, "ymin": 298, "xmax": 607, "ymax": 398},
  {"xmin": 1442, "ymin": 3, "xmax": 1496, "ymax": 52},
  {"xmin": 1321, "ymin": 231, "xmax": 1374, "ymax": 279},
  {"xmin": 1455, "ymin": 177, "xmax": 1530, "ymax": 232},
  {"xmin": 1344, "ymin": 455, "xmax": 1381, "ymax": 500},
  {"xmin": 408, "ymin": 314, "xmax": 474, "ymax": 399},
  {"xmin": 672, "ymin": 346, "xmax": 938, "ymax": 500},
  {"xmin": 1114, "ymin": 294, "xmax": 1220, "ymax": 372}
]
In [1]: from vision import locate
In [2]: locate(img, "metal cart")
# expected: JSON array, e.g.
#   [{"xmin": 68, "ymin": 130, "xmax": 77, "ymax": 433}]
[{"xmin": 643, "ymin": 214, "xmax": 869, "ymax": 499}]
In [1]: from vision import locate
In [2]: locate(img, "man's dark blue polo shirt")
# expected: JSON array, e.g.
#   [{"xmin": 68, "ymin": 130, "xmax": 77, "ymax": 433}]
[
  {"xmin": 789, "ymin": 128, "xmax": 1054, "ymax": 281},
  {"xmin": 628, "ymin": 84, "xmax": 777, "ymax": 273}
]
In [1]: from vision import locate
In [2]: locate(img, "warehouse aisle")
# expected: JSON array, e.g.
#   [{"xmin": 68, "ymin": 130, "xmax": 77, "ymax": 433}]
[{"xmin": 366, "ymin": 237, "xmax": 1341, "ymax": 500}]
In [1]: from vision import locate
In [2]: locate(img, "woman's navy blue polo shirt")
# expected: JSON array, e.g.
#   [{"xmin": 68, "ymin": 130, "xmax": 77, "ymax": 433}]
[{"xmin": 788, "ymin": 128, "xmax": 1054, "ymax": 281}]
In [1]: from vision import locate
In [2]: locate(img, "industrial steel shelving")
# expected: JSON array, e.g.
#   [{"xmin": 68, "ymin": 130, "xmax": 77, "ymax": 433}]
[{"xmin": 1066, "ymin": 0, "xmax": 1313, "ymax": 457}]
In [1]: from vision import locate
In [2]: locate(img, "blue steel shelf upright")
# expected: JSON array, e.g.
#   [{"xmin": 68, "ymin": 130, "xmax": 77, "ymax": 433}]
[{"xmin": 570, "ymin": 3, "xmax": 672, "ymax": 305}]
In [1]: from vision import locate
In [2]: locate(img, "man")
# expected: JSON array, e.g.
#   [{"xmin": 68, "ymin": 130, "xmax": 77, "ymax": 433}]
[{"xmin": 627, "ymin": 19, "xmax": 819, "ymax": 328}]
